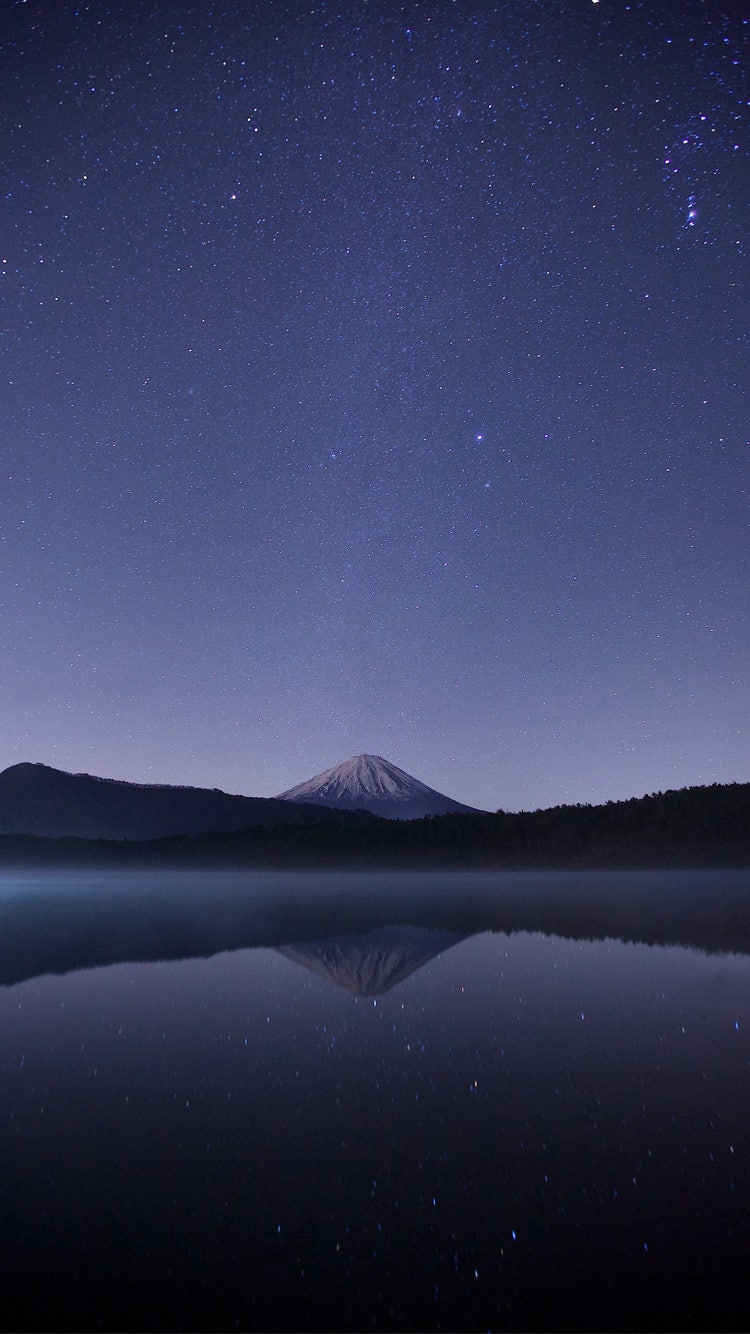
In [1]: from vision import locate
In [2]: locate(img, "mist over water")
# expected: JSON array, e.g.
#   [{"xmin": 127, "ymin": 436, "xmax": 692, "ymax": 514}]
[
  {"xmin": 0, "ymin": 868, "xmax": 749, "ymax": 986},
  {"xmin": 0, "ymin": 870, "xmax": 748, "ymax": 1330}
]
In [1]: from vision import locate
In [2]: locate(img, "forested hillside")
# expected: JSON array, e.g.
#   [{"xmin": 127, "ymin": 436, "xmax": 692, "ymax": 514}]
[{"xmin": 1, "ymin": 782, "xmax": 747, "ymax": 868}]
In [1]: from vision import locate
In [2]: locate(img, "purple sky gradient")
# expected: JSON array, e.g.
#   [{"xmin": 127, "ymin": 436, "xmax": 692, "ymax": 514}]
[{"xmin": 2, "ymin": 1, "xmax": 747, "ymax": 811}]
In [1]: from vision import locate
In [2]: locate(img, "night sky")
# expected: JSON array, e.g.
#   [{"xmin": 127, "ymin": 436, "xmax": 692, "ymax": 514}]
[{"xmin": 2, "ymin": 0, "xmax": 747, "ymax": 812}]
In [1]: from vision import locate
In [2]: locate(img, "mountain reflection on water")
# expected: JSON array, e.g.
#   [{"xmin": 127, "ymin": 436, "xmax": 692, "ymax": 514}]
[
  {"xmin": 276, "ymin": 926, "xmax": 470, "ymax": 995},
  {"xmin": 0, "ymin": 872, "xmax": 749, "ymax": 1332},
  {"xmin": 0, "ymin": 867, "xmax": 749, "ymax": 987}
]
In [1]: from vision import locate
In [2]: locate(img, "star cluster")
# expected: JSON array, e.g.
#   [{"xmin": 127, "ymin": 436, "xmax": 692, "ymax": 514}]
[{"xmin": 1, "ymin": 0, "xmax": 747, "ymax": 809}]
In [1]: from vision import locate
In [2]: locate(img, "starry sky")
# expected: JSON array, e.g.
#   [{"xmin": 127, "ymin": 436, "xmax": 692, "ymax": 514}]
[{"xmin": 2, "ymin": 0, "xmax": 748, "ymax": 812}]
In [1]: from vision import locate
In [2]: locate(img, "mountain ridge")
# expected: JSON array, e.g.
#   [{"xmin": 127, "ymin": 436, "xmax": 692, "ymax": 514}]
[{"xmin": 0, "ymin": 761, "xmax": 374, "ymax": 841}]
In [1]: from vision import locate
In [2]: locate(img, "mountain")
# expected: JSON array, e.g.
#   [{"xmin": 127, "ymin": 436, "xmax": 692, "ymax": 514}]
[
  {"xmin": 275, "ymin": 926, "xmax": 471, "ymax": 996},
  {"xmin": 0, "ymin": 762, "xmax": 373, "ymax": 841},
  {"xmin": 276, "ymin": 753, "xmax": 483, "ymax": 820}
]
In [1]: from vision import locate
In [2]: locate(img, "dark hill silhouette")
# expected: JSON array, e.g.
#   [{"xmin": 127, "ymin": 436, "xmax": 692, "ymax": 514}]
[
  {"xmin": 0, "ymin": 762, "xmax": 374, "ymax": 841},
  {"xmin": 0, "ymin": 777, "xmax": 747, "ymax": 868}
]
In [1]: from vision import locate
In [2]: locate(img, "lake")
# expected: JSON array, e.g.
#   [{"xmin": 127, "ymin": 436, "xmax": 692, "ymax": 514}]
[{"xmin": 0, "ymin": 870, "xmax": 748, "ymax": 1331}]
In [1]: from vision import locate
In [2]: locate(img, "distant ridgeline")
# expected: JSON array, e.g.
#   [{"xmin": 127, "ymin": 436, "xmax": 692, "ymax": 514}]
[{"xmin": 0, "ymin": 777, "xmax": 748, "ymax": 867}]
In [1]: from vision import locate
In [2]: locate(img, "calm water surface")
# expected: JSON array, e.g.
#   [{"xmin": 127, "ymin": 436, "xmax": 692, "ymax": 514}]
[{"xmin": 0, "ymin": 871, "xmax": 748, "ymax": 1331}]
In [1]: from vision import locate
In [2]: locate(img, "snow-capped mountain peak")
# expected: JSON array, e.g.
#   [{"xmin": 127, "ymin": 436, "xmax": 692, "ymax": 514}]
[
  {"xmin": 276, "ymin": 754, "xmax": 483, "ymax": 820},
  {"xmin": 281, "ymin": 754, "xmax": 430, "ymax": 803}
]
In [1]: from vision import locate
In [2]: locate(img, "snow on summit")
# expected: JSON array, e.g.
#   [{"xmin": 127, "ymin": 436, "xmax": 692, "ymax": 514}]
[
  {"xmin": 276, "ymin": 754, "xmax": 484, "ymax": 820},
  {"xmin": 280, "ymin": 755, "xmax": 431, "ymax": 803}
]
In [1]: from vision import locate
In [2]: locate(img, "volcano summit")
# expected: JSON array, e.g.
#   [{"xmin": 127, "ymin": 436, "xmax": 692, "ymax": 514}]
[{"xmin": 276, "ymin": 753, "xmax": 483, "ymax": 820}]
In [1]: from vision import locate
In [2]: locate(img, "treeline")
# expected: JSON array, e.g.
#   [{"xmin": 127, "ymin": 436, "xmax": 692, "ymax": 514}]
[{"xmin": 1, "ymin": 781, "xmax": 748, "ymax": 868}]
